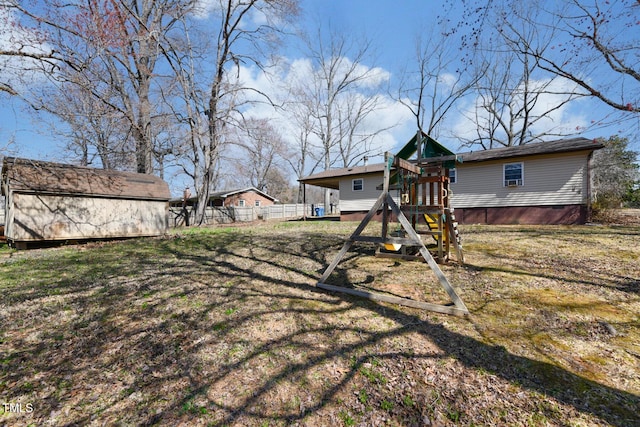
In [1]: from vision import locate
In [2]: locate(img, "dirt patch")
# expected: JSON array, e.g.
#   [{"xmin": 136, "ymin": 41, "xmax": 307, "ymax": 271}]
[{"xmin": 0, "ymin": 221, "xmax": 638, "ymax": 426}]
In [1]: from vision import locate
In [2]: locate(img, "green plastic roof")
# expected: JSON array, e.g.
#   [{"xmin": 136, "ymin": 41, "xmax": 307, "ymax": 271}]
[
  {"xmin": 388, "ymin": 131, "xmax": 457, "ymax": 186},
  {"xmin": 396, "ymin": 131, "xmax": 456, "ymax": 169}
]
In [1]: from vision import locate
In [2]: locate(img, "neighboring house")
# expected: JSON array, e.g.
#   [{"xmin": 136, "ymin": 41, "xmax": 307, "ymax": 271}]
[
  {"xmin": 300, "ymin": 137, "xmax": 604, "ymax": 225},
  {"xmin": 170, "ymin": 187, "xmax": 278, "ymax": 208},
  {"xmin": 2, "ymin": 157, "xmax": 171, "ymax": 248}
]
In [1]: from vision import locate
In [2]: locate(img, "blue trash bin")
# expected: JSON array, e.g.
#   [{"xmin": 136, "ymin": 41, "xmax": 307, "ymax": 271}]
[{"xmin": 315, "ymin": 207, "xmax": 325, "ymax": 217}]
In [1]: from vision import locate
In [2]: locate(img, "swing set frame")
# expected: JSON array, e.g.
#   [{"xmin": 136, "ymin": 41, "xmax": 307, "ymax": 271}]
[{"xmin": 316, "ymin": 147, "xmax": 469, "ymax": 317}]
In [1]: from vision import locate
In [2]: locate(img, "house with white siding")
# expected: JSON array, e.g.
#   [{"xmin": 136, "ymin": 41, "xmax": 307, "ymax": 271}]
[{"xmin": 300, "ymin": 137, "xmax": 604, "ymax": 225}]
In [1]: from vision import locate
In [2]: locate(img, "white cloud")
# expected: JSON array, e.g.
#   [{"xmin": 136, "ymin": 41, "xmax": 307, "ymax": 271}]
[
  {"xmin": 451, "ymin": 76, "xmax": 589, "ymax": 148},
  {"xmin": 438, "ymin": 72, "xmax": 458, "ymax": 89},
  {"xmin": 191, "ymin": 0, "xmax": 219, "ymax": 19},
  {"xmin": 0, "ymin": 6, "xmax": 53, "ymax": 92},
  {"xmin": 226, "ymin": 56, "xmax": 415, "ymax": 170}
]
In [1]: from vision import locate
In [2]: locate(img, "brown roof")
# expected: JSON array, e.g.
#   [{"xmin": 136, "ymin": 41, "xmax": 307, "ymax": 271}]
[
  {"xmin": 210, "ymin": 187, "xmax": 278, "ymax": 202},
  {"xmin": 299, "ymin": 163, "xmax": 385, "ymax": 189},
  {"xmin": 2, "ymin": 157, "xmax": 171, "ymax": 201},
  {"xmin": 458, "ymin": 137, "xmax": 604, "ymax": 163},
  {"xmin": 170, "ymin": 187, "xmax": 278, "ymax": 204}
]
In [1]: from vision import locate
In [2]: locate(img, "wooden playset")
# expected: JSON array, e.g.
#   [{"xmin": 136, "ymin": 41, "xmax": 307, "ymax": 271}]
[{"xmin": 316, "ymin": 131, "xmax": 469, "ymax": 316}]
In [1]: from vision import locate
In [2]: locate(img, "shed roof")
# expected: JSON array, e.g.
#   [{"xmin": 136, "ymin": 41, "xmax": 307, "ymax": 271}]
[{"xmin": 1, "ymin": 157, "xmax": 171, "ymax": 201}]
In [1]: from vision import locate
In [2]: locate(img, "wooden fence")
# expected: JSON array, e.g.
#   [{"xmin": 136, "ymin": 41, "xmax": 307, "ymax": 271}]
[{"xmin": 170, "ymin": 204, "xmax": 317, "ymax": 227}]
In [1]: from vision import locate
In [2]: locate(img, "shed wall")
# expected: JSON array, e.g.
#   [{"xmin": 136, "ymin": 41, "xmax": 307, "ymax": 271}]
[{"xmin": 6, "ymin": 193, "xmax": 168, "ymax": 242}]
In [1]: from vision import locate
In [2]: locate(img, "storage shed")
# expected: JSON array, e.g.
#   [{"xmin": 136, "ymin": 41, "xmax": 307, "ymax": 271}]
[{"xmin": 1, "ymin": 157, "xmax": 171, "ymax": 248}]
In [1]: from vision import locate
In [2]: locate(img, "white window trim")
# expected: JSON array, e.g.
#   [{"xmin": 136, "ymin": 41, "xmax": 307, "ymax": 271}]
[
  {"xmin": 238, "ymin": 199, "xmax": 246, "ymax": 207},
  {"xmin": 449, "ymin": 168, "xmax": 457, "ymax": 184},
  {"xmin": 254, "ymin": 200, "xmax": 261, "ymax": 207},
  {"xmin": 352, "ymin": 178, "xmax": 364, "ymax": 192},
  {"xmin": 503, "ymin": 162, "xmax": 524, "ymax": 187}
]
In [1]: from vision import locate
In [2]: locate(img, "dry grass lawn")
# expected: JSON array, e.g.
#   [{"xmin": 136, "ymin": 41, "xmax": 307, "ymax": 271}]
[{"xmin": 0, "ymin": 218, "xmax": 638, "ymax": 426}]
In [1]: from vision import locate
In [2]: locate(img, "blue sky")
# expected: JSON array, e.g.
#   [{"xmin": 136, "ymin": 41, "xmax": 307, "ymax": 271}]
[
  {"xmin": 1, "ymin": 0, "xmax": 637, "ymax": 178},
  {"xmin": 1, "ymin": 0, "xmax": 456, "ymax": 162}
]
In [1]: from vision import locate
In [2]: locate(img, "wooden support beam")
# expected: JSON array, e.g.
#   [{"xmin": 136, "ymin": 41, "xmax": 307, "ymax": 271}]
[
  {"xmin": 352, "ymin": 235, "xmax": 424, "ymax": 246},
  {"xmin": 318, "ymin": 240, "xmax": 353, "ymax": 284},
  {"xmin": 446, "ymin": 215, "xmax": 465, "ymax": 264},
  {"xmin": 315, "ymin": 149, "xmax": 469, "ymax": 317},
  {"xmin": 318, "ymin": 190, "xmax": 386, "ymax": 284},
  {"xmin": 393, "ymin": 156, "xmax": 421, "ymax": 175},
  {"xmin": 317, "ymin": 282, "xmax": 468, "ymax": 316},
  {"xmin": 386, "ymin": 193, "xmax": 469, "ymax": 314}
]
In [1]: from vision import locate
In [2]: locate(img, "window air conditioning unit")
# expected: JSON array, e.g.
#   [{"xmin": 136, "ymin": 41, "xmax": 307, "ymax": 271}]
[{"xmin": 506, "ymin": 179, "xmax": 521, "ymax": 187}]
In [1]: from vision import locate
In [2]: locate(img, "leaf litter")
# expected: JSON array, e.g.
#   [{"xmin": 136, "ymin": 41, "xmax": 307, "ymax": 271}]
[{"xmin": 0, "ymin": 219, "xmax": 638, "ymax": 426}]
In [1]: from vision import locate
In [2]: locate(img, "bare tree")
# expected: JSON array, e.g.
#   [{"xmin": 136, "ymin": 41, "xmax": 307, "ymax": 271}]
[
  {"xmin": 443, "ymin": 1, "xmax": 585, "ymax": 149},
  {"xmin": 285, "ymin": 98, "xmax": 320, "ymax": 203},
  {"xmin": 397, "ymin": 32, "xmax": 480, "ymax": 138},
  {"xmin": 450, "ymin": 0, "xmax": 640, "ymax": 134},
  {"xmin": 233, "ymin": 118, "xmax": 289, "ymax": 193},
  {"xmin": 188, "ymin": 0, "xmax": 299, "ymax": 225},
  {"xmin": 0, "ymin": 3, "xmax": 69, "ymax": 96},
  {"xmin": 47, "ymin": 80, "xmax": 134, "ymax": 169},
  {"xmin": 292, "ymin": 27, "xmax": 389, "ymax": 210},
  {"xmin": 520, "ymin": 0, "xmax": 640, "ymax": 114},
  {"xmin": 1, "ymin": 0, "xmax": 193, "ymax": 173},
  {"xmin": 461, "ymin": 49, "xmax": 581, "ymax": 149}
]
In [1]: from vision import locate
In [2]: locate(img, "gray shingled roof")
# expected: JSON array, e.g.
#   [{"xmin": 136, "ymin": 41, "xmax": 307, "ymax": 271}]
[
  {"xmin": 2, "ymin": 157, "xmax": 171, "ymax": 201},
  {"xmin": 458, "ymin": 137, "xmax": 604, "ymax": 163}
]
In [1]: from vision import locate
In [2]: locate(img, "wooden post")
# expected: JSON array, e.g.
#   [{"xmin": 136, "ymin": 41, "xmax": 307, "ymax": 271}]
[
  {"xmin": 302, "ymin": 183, "xmax": 307, "ymax": 221},
  {"xmin": 429, "ymin": 181, "xmax": 434, "ymax": 206},
  {"xmin": 416, "ymin": 130, "xmax": 422, "ymax": 163},
  {"xmin": 315, "ymin": 148, "xmax": 469, "ymax": 317},
  {"xmin": 318, "ymin": 191, "xmax": 386, "ymax": 284}
]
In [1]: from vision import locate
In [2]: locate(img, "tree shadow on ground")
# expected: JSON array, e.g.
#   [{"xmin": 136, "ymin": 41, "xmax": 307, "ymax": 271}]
[{"xmin": 0, "ymin": 227, "xmax": 637, "ymax": 426}]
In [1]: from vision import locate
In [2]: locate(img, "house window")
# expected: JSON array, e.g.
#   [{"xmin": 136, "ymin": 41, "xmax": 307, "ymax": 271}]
[
  {"xmin": 504, "ymin": 162, "xmax": 524, "ymax": 187},
  {"xmin": 449, "ymin": 168, "xmax": 457, "ymax": 184},
  {"xmin": 352, "ymin": 178, "xmax": 364, "ymax": 191},
  {"xmin": 255, "ymin": 200, "xmax": 261, "ymax": 207},
  {"xmin": 238, "ymin": 199, "xmax": 245, "ymax": 207}
]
